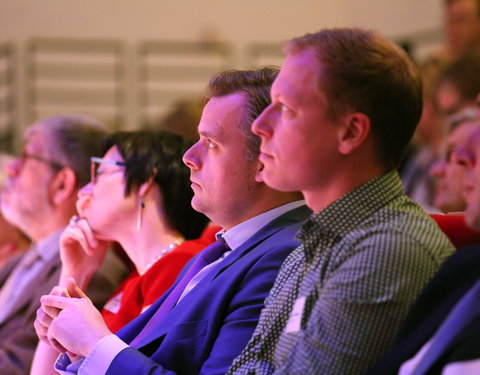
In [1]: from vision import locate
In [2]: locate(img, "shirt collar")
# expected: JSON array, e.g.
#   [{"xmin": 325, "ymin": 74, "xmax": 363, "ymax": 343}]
[
  {"xmin": 35, "ymin": 228, "xmax": 63, "ymax": 262},
  {"xmin": 299, "ymin": 170, "xmax": 404, "ymax": 242},
  {"xmin": 217, "ymin": 200, "xmax": 306, "ymax": 250}
]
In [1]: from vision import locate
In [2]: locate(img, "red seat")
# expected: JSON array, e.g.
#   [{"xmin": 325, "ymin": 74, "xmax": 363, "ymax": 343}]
[
  {"xmin": 200, "ymin": 223, "xmax": 222, "ymax": 242},
  {"xmin": 430, "ymin": 214, "xmax": 480, "ymax": 249}
]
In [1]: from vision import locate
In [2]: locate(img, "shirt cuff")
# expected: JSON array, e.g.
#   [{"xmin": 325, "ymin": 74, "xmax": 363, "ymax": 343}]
[
  {"xmin": 54, "ymin": 354, "xmax": 84, "ymax": 374},
  {"xmin": 79, "ymin": 334, "xmax": 128, "ymax": 375},
  {"xmin": 53, "ymin": 335, "xmax": 128, "ymax": 374},
  {"xmin": 55, "ymin": 335, "xmax": 128, "ymax": 375}
]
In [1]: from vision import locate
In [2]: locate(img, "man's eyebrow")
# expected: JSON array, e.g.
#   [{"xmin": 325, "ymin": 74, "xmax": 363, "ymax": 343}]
[{"xmin": 198, "ymin": 127, "xmax": 223, "ymax": 140}]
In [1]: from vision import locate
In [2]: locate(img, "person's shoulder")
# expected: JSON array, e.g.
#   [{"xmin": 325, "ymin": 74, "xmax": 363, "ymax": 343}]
[
  {"xmin": 368, "ymin": 197, "xmax": 453, "ymax": 244},
  {"xmin": 339, "ymin": 199, "xmax": 454, "ymax": 270},
  {"xmin": 244, "ymin": 224, "xmax": 302, "ymax": 268}
]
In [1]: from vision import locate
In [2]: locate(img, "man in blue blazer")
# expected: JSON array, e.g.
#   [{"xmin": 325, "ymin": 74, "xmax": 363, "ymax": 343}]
[{"xmin": 35, "ymin": 67, "xmax": 310, "ymax": 374}]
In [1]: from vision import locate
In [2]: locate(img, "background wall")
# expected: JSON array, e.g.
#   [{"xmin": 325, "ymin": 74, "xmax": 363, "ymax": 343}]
[
  {"xmin": 0, "ymin": 0, "xmax": 445, "ymax": 149},
  {"xmin": 0, "ymin": 0, "xmax": 443, "ymax": 57}
]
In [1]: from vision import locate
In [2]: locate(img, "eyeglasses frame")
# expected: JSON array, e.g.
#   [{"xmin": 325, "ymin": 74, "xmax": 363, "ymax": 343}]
[
  {"xmin": 90, "ymin": 156, "xmax": 127, "ymax": 185},
  {"xmin": 20, "ymin": 151, "xmax": 65, "ymax": 170}
]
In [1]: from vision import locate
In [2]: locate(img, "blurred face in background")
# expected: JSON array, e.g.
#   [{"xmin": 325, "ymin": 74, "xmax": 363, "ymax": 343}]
[
  {"xmin": 430, "ymin": 120, "xmax": 478, "ymax": 213},
  {"xmin": 435, "ymin": 80, "xmax": 468, "ymax": 118},
  {"xmin": 446, "ymin": 0, "xmax": 480, "ymax": 56},
  {"xmin": 0, "ymin": 128, "xmax": 61, "ymax": 239},
  {"xmin": 459, "ymin": 128, "xmax": 480, "ymax": 228}
]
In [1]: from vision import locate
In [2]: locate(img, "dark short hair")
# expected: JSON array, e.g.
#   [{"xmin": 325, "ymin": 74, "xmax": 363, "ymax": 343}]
[
  {"xmin": 27, "ymin": 114, "xmax": 107, "ymax": 188},
  {"xmin": 285, "ymin": 28, "xmax": 423, "ymax": 169},
  {"xmin": 205, "ymin": 67, "xmax": 279, "ymax": 161},
  {"xmin": 101, "ymin": 130, "xmax": 209, "ymax": 240}
]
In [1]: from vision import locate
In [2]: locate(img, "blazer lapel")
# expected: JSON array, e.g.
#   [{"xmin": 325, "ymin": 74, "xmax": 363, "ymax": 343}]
[
  {"xmin": 209, "ymin": 205, "xmax": 310, "ymax": 277},
  {"xmin": 130, "ymin": 205, "xmax": 310, "ymax": 348}
]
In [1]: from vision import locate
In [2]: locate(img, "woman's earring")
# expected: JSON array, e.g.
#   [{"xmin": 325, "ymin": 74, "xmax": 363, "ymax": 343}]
[{"xmin": 136, "ymin": 201, "xmax": 145, "ymax": 231}]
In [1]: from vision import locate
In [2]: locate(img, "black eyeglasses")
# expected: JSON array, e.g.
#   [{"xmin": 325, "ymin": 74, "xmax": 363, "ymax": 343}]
[
  {"xmin": 90, "ymin": 156, "xmax": 127, "ymax": 185},
  {"xmin": 19, "ymin": 151, "xmax": 65, "ymax": 170}
]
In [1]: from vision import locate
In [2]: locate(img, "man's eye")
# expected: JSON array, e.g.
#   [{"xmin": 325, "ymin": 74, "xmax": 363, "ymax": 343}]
[
  {"xmin": 280, "ymin": 104, "xmax": 293, "ymax": 115},
  {"xmin": 207, "ymin": 140, "xmax": 217, "ymax": 149}
]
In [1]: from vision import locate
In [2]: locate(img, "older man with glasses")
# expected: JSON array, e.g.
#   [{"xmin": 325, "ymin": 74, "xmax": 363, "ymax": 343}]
[{"xmin": 0, "ymin": 114, "xmax": 125, "ymax": 375}]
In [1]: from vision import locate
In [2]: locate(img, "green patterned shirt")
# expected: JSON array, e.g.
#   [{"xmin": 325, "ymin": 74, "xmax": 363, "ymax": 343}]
[{"xmin": 228, "ymin": 171, "xmax": 454, "ymax": 375}]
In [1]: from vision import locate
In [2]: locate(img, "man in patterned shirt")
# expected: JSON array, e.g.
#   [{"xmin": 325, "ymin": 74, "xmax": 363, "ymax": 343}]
[{"xmin": 228, "ymin": 28, "xmax": 455, "ymax": 375}]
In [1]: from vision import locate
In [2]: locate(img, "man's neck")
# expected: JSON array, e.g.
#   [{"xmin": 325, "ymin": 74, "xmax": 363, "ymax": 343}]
[
  {"xmin": 221, "ymin": 200, "xmax": 305, "ymax": 250},
  {"xmin": 224, "ymin": 191, "xmax": 304, "ymax": 230},
  {"xmin": 304, "ymin": 167, "xmax": 388, "ymax": 213}
]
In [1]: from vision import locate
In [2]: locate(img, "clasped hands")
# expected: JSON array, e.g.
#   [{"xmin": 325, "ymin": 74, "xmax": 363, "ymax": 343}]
[{"xmin": 34, "ymin": 277, "xmax": 113, "ymax": 360}]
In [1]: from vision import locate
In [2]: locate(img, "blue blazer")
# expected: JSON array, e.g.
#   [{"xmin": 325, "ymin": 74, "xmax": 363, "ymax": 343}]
[{"xmin": 107, "ymin": 206, "xmax": 311, "ymax": 375}]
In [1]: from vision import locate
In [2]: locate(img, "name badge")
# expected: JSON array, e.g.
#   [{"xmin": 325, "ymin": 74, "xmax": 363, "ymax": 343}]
[
  {"xmin": 103, "ymin": 292, "xmax": 123, "ymax": 314},
  {"xmin": 285, "ymin": 296, "xmax": 306, "ymax": 333}
]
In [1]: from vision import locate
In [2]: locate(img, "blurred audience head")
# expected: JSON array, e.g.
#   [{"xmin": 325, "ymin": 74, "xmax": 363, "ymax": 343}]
[
  {"xmin": 81, "ymin": 130, "xmax": 209, "ymax": 241},
  {"xmin": 445, "ymin": 0, "xmax": 480, "ymax": 57},
  {"xmin": 157, "ymin": 99, "xmax": 204, "ymax": 142},
  {"xmin": 0, "ymin": 154, "xmax": 30, "ymax": 267},
  {"xmin": 430, "ymin": 107, "xmax": 479, "ymax": 213},
  {"xmin": 414, "ymin": 56, "xmax": 451, "ymax": 149},
  {"xmin": 0, "ymin": 114, "xmax": 106, "ymax": 242},
  {"xmin": 458, "ymin": 126, "xmax": 480, "ymax": 228},
  {"xmin": 434, "ymin": 50, "xmax": 480, "ymax": 117},
  {"xmin": 461, "ymin": 91, "xmax": 480, "ymax": 227}
]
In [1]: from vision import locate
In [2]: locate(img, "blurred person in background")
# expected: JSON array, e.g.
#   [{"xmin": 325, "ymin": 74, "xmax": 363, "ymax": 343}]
[
  {"xmin": 444, "ymin": 0, "xmax": 480, "ymax": 58},
  {"xmin": 0, "ymin": 154, "xmax": 30, "ymax": 269},
  {"xmin": 403, "ymin": 51, "xmax": 480, "ymax": 211},
  {"xmin": 401, "ymin": 56, "xmax": 451, "ymax": 211},
  {"xmin": 156, "ymin": 98, "xmax": 205, "ymax": 142},
  {"xmin": 31, "ymin": 129, "xmax": 212, "ymax": 375},
  {"xmin": 430, "ymin": 107, "xmax": 479, "ymax": 213},
  {"xmin": 0, "ymin": 114, "xmax": 125, "ymax": 375},
  {"xmin": 434, "ymin": 50, "xmax": 480, "ymax": 118}
]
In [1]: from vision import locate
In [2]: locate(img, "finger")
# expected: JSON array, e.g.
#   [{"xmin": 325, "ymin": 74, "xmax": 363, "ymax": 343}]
[
  {"xmin": 34, "ymin": 313, "xmax": 49, "ymax": 341},
  {"xmin": 65, "ymin": 278, "xmax": 89, "ymax": 299},
  {"xmin": 40, "ymin": 295, "xmax": 71, "ymax": 310},
  {"xmin": 50, "ymin": 286, "xmax": 70, "ymax": 297},
  {"xmin": 42, "ymin": 304, "xmax": 62, "ymax": 319},
  {"xmin": 61, "ymin": 225, "xmax": 93, "ymax": 256},
  {"xmin": 47, "ymin": 318, "xmax": 68, "ymax": 353},
  {"xmin": 76, "ymin": 218, "xmax": 99, "ymax": 250},
  {"xmin": 49, "ymin": 338, "xmax": 67, "ymax": 354},
  {"xmin": 66, "ymin": 351, "xmax": 80, "ymax": 360},
  {"xmin": 36, "ymin": 307, "xmax": 54, "ymax": 329}
]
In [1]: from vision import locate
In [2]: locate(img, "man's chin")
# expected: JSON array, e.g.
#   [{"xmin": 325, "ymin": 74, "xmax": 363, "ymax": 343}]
[
  {"xmin": 0, "ymin": 208, "xmax": 23, "ymax": 232},
  {"xmin": 191, "ymin": 197, "xmax": 206, "ymax": 214},
  {"xmin": 262, "ymin": 172, "xmax": 296, "ymax": 192}
]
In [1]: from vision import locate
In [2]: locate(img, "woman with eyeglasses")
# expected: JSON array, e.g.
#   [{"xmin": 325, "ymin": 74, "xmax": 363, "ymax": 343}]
[{"xmin": 31, "ymin": 130, "xmax": 213, "ymax": 374}]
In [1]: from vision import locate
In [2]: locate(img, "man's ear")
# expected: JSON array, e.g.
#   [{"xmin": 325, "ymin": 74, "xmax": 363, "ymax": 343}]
[
  {"xmin": 50, "ymin": 167, "xmax": 77, "ymax": 206},
  {"xmin": 337, "ymin": 112, "xmax": 371, "ymax": 155},
  {"xmin": 254, "ymin": 161, "xmax": 265, "ymax": 183}
]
